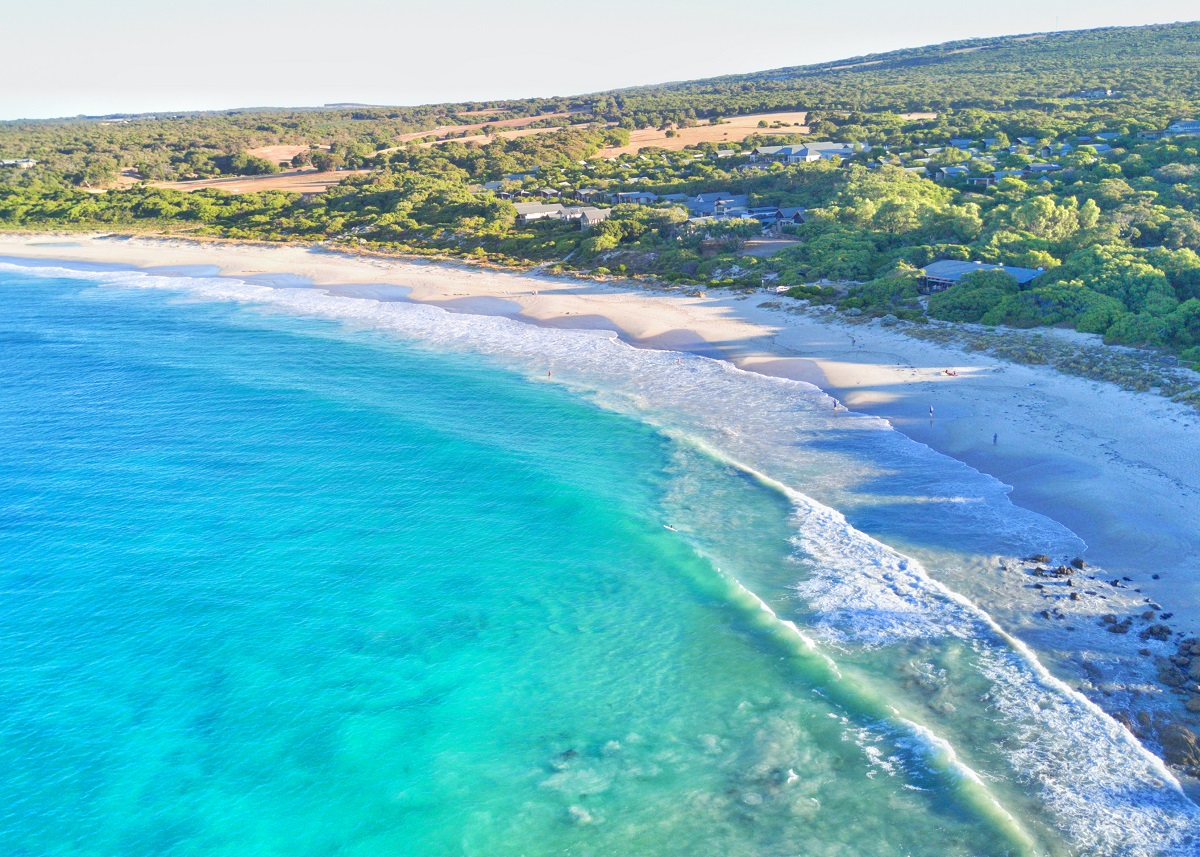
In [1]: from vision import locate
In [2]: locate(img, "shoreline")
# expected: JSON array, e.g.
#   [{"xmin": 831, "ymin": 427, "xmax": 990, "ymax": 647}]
[{"xmin": 5, "ymin": 231, "xmax": 1200, "ymax": 774}]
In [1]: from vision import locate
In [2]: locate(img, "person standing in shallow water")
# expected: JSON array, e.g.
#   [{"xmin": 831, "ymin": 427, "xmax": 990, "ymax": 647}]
[
  {"xmin": 929, "ymin": 405, "xmax": 934, "ymax": 418},
  {"xmin": 994, "ymin": 433, "xmax": 998, "ymax": 445}
]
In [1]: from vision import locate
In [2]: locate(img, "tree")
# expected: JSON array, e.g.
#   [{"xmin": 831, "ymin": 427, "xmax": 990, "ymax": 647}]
[{"xmin": 311, "ymin": 151, "xmax": 344, "ymax": 172}]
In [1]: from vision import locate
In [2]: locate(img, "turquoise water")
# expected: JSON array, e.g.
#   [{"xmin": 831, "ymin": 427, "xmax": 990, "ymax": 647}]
[{"xmin": 1, "ymin": 263, "xmax": 1197, "ymax": 855}]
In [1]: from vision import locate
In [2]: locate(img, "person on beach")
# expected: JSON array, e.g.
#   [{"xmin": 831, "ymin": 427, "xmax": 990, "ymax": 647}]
[{"xmin": 993, "ymin": 433, "xmax": 998, "ymax": 445}]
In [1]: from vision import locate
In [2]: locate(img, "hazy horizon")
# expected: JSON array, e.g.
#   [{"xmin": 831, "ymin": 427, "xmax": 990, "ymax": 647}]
[{"xmin": 0, "ymin": 1, "xmax": 1194, "ymax": 122}]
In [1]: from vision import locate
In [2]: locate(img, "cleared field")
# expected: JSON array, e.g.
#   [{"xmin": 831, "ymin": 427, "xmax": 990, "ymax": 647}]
[
  {"xmin": 601, "ymin": 111, "xmax": 809, "ymax": 156},
  {"xmin": 418, "ymin": 125, "xmax": 569, "ymax": 149},
  {"xmin": 246, "ymin": 144, "xmax": 315, "ymax": 163},
  {"xmin": 149, "ymin": 168, "xmax": 368, "ymax": 194},
  {"xmin": 391, "ymin": 112, "xmax": 572, "ymax": 146}
]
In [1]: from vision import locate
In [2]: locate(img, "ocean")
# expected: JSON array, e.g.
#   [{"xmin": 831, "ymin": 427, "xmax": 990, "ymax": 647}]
[{"xmin": 0, "ymin": 260, "xmax": 1197, "ymax": 856}]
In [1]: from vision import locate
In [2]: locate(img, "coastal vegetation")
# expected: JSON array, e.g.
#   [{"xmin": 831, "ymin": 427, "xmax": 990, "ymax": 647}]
[{"xmin": 4, "ymin": 22, "xmax": 1200, "ymax": 367}]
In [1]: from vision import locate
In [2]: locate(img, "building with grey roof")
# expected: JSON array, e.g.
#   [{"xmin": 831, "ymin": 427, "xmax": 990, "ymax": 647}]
[{"xmin": 918, "ymin": 260, "xmax": 1045, "ymax": 294}]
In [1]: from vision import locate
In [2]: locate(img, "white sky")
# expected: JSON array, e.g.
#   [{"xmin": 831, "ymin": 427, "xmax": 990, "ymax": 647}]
[{"xmin": 1, "ymin": 1, "xmax": 1193, "ymax": 120}]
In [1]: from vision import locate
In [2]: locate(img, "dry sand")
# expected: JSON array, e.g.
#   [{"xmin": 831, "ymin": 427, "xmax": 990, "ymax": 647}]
[
  {"xmin": 148, "ymin": 168, "xmax": 368, "ymax": 195},
  {"xmin": 3, "ymin": 232, "xmax": 1199, "ymax": 738},
  {"xmin": 602, "ymin": 111, "xmax": 810, "ymax": 156}
]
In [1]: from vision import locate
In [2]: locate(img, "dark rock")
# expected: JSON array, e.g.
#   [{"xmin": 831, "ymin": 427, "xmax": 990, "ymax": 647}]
[
  {"xmin": 1069, "ymin": 591, "xmax": 1080, "ymax": 601},
  {"xmin": 1141, "ymin": 624, "xmax": 1172, "ymax": 642},
  {"xmin": 1039, "ymin": 610, "xmax": 1051, "ymax": 619},
  {"xmin": 1024, "ymin": 554, "xmax": 1051, "ymax": 564},
  {"xmin": 1142, "ymin": 611, "xmax": 1157, "ymax": 620},
  {"xmin": 1139, "ymin": 648, "xmax": 1152, "ymax": 656},
  {"xmin": 1070, "ymin": 557, "xmax": 1087, "ymax": 570},
  {"xmin": 1106, "ymin": 620, "xmax": 1131, "ymax": 634},
  {"xmin": 1159, "ymin": 724, "xmax": 1200, "ymax": 769},
  {"xmin": 1099, "ymin": 614, "xmax": 1117, "ymax": 625},
  {"xmin": 1161, "ymin": 612, "xmax": 1173, "ymax": 620},
  {"xmin": 1054, "ymin": 565, "xmax": 1073, "ymax": 577},
  {"xmin": 1033, "ymin": 583, "xmax": 1044, "ymax": 590},
  {"xmin": 1123, "ymin": 577, "xmax": 1133, "ymax": 582},
  {"xmin": 1153, "ymin": 574, "xmax": 1161, "ymax": 580},
  {"xmin": 1160, "ymin": 665, "xmax": 1188, "ymax": 687}
]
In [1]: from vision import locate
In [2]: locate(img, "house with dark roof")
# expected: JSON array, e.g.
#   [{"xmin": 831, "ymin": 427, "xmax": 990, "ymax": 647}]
[
  {"xmin": 610, "ymin": 191, "xmax": 658, "ymax": 205},
  {"xmin": 917, "ymin": 260, "xmax": 1045, "ymax": 294},
  {"xmin": 935, "ymin": 165, "xmax": 970, "ymax": 182},
  {"xmin": 687, "ymin": 192, "xmax": 748, "ymax": 217},
  {"xmin": 573, "ymin": 207, "xmax": 611, "ymax": 229}
]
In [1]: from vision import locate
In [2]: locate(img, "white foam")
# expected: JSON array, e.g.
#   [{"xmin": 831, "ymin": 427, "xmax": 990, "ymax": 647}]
[{"xmin": 7, "ymin": 260, "xmax": 1199, "ymax": 854}]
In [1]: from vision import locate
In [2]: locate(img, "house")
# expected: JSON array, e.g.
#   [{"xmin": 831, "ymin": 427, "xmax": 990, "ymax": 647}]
[
  {"xmin": 751, "ymin": 142, "xmax": 859, "ymax": 163},
  {"xmin": 514, "ymin": 203, "xmax": 568, "ymax": 224},
  {"xmin": 904, "ymin": 166, "xmax": 931, "ymax": 178},
  {"xmin": 779, "ymin": 207, "xmax": 806, "ymax": 224},
  {"xmin": 949, "ymin": 138, "xmax": 973, "ymax": 149},
  {"xmin": 991, "ymin": 170, "xmax": 1025, "ymax": 183},
  {"xmin": 1094, "ymin": 132, "xmax": 1120, "ymax": 141},
  {"xmin": 514, "ymin": 202, "xmax": 610, "ymax": 229},
  {"xmin": 935, "ymin": 165, "xmax": 970, "ymax": 182},
  {"xmin": 1016, "ymin": 137, "xmax": 1037, "ymax": 146},
  {"xmin": 1167, "ymin": 120, "xmax": 1200, "ymax": 138},
  {"xmin": 748, "ymin": 206, "xmax": 784, "ymax": 222},
  {"xmin": 0, "ymin": 158, "xmax": 36, "ymax": 169},
  {"xmin": 572, "ymin": 207, "xmax": 611, "ymax": 229},
  {"xmin": 574, "ymin": 188, "xmax": 601, "ymax": 202},
  {"xmin": 610, "ymin": 191, "xmax": 658, "ymax": 205},
  {"xmin": 536, "ymin": 188, "xmax": 561, "ymax": 199},
  {"xmin": 1077, "ymin": 88, "xmax": 1114, "ymax": 98},
  {"xmin": 917, "ymin": 260, "xmax": 1045, "ymax": 294},
  {"xmin": 1023, "ymin": 163, "xmax": 1062, "ymax": 176},
  {"xmin": 687, "ymin": 191, "xmax": 748, "ymax": 217},
  {"xmin": 1040, "ymin": 143, "xmax": 1072, "ymax": 158}
]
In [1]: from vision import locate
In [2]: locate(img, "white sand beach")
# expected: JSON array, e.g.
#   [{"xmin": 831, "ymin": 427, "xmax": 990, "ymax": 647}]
[{"xmin": 4, "ymin": 232, "xmax": 1200, "ymax": 744}]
